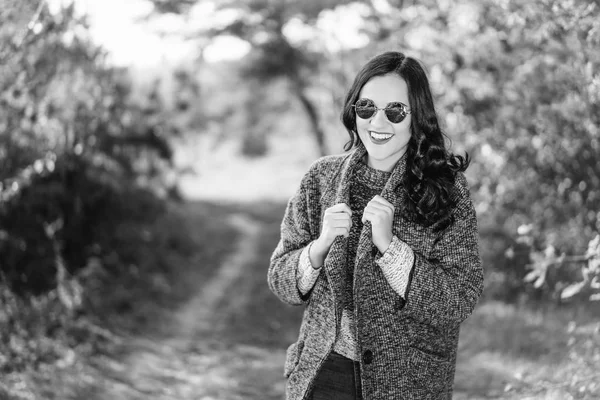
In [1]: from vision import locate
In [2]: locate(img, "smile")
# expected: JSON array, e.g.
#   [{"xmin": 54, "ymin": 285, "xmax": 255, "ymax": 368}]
[{"xmin": 369, "ymin": 131, "xmax": 394, "ymax": 144}]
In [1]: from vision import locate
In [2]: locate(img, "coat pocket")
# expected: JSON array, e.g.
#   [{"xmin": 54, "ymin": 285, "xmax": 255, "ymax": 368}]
[
  {"xmin": 283, "ymin": 340, "xmax": 304, "ymax": 378},
  {"xmin": 407, "ymin": 345, "xmax": 452, "ymax": 395}
]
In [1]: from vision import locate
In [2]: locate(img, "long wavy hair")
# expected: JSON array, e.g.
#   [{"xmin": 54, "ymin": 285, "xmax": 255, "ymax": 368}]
[{"xmin": 341, "ymin": 51, "xmax": 469, "ymax": 230}]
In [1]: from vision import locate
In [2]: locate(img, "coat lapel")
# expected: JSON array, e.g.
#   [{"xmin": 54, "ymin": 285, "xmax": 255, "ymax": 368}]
[
  {"xmin": 321, "ymin": 147, "xmax": 364, "ymax": 308},
  {"xmin": 381, "ymin": 152, "xmax": 407, "ymax": 211},
  {"xmin": 322, "ymin": 146, "xmax": 408, "ymax": 308}
]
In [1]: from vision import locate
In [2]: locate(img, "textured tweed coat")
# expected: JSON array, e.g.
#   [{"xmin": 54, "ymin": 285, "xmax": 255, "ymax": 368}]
[{"xmin": 268, "ymin": 146, "xmax": 483, "ymax": 400}]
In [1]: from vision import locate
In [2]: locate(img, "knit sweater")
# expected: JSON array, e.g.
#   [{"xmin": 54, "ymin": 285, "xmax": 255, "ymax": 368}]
[
  {"xmin": 268, "ymin": 145, "xmax": 484, "ymax": 400},
  {"xmin": 296, "ymin": 159, "xmax": 415, "ymax": 361}
]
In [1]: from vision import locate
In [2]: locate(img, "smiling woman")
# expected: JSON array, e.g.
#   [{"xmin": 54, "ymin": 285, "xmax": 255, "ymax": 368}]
[{"xmin": 268, "ymin": 51, "xmax": 483, "ymax": 400}]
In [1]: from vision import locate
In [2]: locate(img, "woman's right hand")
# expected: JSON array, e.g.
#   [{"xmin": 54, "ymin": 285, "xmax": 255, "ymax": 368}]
[{"xmin": 310, "ymin": 203, "xmax": 352, "ymax": 268}]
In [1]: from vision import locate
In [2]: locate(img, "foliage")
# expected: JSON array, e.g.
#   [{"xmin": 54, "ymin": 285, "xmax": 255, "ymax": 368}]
[
  {"xmin": 0, "ymin": 1, "xmax": 176, "ymax": 297},
  {"xmin": 0, "ymin": 1, "xmax": 191, "ymax": 382},
  {"xmin": 465, "ymin": 0, "xmax": 600, "ymax": 303},
  {"xmin": 520, "ymin": 234, "xmax": 600, "ymax": 302},
  {"xmin": 149, "ymin": 0, "xmax": 363, "ymax": 156},
  {"xmin": 349, "ymin": 0, "xmax": 600, "ymax": 303}
]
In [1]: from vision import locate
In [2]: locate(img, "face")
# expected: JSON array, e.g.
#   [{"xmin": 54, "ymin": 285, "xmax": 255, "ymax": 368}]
[{"xmin": 355, "ymin": 74, "xmax": 412, "ymax": 172}]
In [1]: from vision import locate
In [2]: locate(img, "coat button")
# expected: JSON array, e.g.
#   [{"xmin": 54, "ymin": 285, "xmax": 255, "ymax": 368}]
[{"xmin": 363, "ymin": 349, "xmax": 373, "ymax": 365}]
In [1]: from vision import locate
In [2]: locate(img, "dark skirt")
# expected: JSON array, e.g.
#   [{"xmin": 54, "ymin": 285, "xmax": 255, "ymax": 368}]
[{"xmin": 307, "ymin": 352, "xmax": 362, "ymax": 400}]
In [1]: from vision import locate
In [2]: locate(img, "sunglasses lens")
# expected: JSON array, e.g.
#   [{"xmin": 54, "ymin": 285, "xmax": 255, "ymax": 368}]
[
  {"xmin": 385, "ymin": 105, "xmax": 407, "ymax": 123},
  {"xmin": 354, "ymin": 99, "xmax": 376, "ymax": 119}
]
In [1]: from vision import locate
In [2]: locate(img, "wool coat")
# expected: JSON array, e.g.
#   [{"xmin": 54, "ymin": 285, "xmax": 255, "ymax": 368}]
[{"xmin": 268, "ymin": 146, "xmax": 484, "ymax": 400}]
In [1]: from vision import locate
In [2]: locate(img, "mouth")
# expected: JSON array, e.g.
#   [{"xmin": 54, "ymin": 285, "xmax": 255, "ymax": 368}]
[{"xmin": 368, "ymin": 131, "xmax": 394, "ymax": 145}]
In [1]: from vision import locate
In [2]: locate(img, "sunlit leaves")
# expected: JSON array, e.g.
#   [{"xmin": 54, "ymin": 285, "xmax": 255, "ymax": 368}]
[
  {"xmin": 522, "ymin": 234, "xmax": 600, "ymax": 302},
  {"xmin": 0, "ymin": 153, "xmax": 56, "ymax": 205}
]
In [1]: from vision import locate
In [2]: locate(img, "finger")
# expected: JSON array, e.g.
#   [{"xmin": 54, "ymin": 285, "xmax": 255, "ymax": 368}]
[
  {"xmin": 367, "ymin": 201, "xmax": 394, "ymax": 215},
  {"xmin": 326, "ymin": 215, "xmax": 352, "ymax": 230},
  {"xmin": 361, "ymin": 211, "xmax": 374, "ymax": 224},
  {"xmin": 372, "ymin": 195, "xmax": 391, "ymax": 204},
  {"xmin": 362, "ymin": 209, "xmax": 376, "ymax": 219},
  {"xmin": 330, "ymin": 213, "xmax": 352, "ymax": 221},
  {"xmin": 362, "ymin": 210, "xmax": 384, "ymax": 225},
  {"xmin": 363, "ymin": 202, "xmax": 386, "ymax": 217},
  {"xmin": 327, "ymin": 203, "xmax": 352, "ymax": 215},
  {"xmin": 330, "ymin": 218, "xmax": 351, "ymax": 229},
  {"xmin": 371, "ymin": 195, "xmax": 395, "ymax": 209},
  {"xmin": 371, "ymin": 195, "xmax": 395, "ymax": 210}
]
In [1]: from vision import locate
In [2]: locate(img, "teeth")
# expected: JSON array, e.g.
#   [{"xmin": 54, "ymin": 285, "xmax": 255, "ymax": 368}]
[{"xmin": 370, "ymin": 131, "xmax": 393, "ymax": 140}]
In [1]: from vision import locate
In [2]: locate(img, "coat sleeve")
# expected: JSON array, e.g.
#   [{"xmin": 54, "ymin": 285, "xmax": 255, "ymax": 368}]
[
  {"xmin": 268, "ymin": 166, "xmax": 319, "ymax": 306},
  {"xmin": 399, "ymin": 175, "xmax": 484, "ymax": 331}
]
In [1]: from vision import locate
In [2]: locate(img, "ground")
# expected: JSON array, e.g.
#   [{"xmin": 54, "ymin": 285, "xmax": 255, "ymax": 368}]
[{"xmin": 3, "ymin": 199, "xmax": 599, "ymax": 400}]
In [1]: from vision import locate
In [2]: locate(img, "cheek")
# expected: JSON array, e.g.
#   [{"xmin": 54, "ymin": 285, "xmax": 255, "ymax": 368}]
[
  {"xmin": 356, "ymin": 118, "xmax": 370, "ymax": 133},
  {"xmin": 394, "ymin": 119, "xmax": 412, "ymax": 138}
]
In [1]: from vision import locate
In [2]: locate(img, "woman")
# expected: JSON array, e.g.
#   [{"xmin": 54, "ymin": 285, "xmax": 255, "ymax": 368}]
[{"xmin": 268, "ymin": 51, "xmax": 483, "ymax": 400}]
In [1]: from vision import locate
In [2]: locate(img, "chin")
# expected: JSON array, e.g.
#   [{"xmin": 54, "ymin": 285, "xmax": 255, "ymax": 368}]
[{"xmin": 365, "ymin": 146, "xmax": 394, "ymax": 159}]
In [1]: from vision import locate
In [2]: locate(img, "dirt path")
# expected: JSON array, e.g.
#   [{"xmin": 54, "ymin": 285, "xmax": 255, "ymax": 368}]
[{"xmin": 77, "ymin": 209, "xmax": 290, "ymax": 400}]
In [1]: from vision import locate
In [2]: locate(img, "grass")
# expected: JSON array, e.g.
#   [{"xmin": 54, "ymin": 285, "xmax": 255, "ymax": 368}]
[{"xmin": 455, "ymin": 300, "xmax": 600, "ymax": 399}]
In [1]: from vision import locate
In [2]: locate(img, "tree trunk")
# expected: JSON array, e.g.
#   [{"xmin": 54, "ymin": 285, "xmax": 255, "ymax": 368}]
[{"xmin": 292, "ymin": 83, "xmax": 328, "ymax": 157}]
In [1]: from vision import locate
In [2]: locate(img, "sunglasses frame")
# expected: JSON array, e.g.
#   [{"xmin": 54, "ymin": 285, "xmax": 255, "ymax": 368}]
[{"xmin": 352, "ymin": 98, "xmax": 412, "ymax": 124}]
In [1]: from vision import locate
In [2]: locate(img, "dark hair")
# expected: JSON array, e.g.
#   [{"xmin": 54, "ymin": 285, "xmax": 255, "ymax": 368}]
[{"xmin": 341, "ymin": 51, "xmax": 469, "ymax": 230}]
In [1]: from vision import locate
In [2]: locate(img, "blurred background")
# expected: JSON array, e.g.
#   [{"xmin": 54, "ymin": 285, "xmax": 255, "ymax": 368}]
[{"xmin": 1, "ymin": 0, "xmax": 599, "ymax": 399}]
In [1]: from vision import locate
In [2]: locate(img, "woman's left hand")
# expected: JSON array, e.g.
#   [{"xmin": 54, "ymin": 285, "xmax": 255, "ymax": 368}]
[{"xmin": 362, "ymin": 195, "xmax": 395, "ymax": 254}]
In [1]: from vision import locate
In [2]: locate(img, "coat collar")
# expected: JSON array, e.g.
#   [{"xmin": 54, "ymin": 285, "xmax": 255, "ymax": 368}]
[
  {"xmin": 331, "ymin": 144, "xmax": 407, "ymax": 207},
  {"xmin": 322, "ymin": 145, "xmax": 408, "ymax": 310}
]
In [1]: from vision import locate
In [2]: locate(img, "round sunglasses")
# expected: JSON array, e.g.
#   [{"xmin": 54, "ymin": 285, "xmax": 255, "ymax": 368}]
[{"xmin": 352, "ymin": 98, "xmax": 411, "ymax": 124}]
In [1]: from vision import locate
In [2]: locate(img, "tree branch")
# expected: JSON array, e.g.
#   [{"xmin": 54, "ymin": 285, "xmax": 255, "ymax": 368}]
[{"xmin": 16, "ymin": 0, "xmax": 46, "ymax": 48}]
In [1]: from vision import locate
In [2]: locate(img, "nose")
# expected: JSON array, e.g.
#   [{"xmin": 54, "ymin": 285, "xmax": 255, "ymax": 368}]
[{"xmin": 370, "ymin": 108, "xmax": 388, "ymax": 127}]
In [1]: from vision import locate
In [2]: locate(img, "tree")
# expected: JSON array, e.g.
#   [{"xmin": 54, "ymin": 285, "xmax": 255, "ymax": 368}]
[{"xmin": 149, "ymin": 0, "xmax": 358, "ymax": 156}]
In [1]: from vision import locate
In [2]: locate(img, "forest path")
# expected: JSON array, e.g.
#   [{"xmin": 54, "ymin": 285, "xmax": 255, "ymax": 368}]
[{"xmin": 77, "ymin": 204, "xmax": 294, "ymax": 400}]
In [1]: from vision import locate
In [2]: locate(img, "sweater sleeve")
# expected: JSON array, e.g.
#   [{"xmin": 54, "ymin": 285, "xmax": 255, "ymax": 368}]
[
  {"xmin": 268, "ymin": 164, "xmax": 320, "ymax": 306},
  {"xmin": 296, "ymin": 242, "xmax": 322, "ymax": 295},
  {"xmin": 375, "ymin": 236, "xmax": 415, "ymax": 298},
  {"xmin": 398, "ymin": 177, "xmax": 483, "ymax": 331}
]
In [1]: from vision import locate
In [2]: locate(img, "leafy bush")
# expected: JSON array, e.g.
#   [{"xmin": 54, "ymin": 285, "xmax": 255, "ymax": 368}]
[
  {"xmin": 466, "ymin": 0, "xmax": 600, "ymax": 303},
  {"xmin": 0, "ymin": 1, "xmax": 175, "ymax": 296}
]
